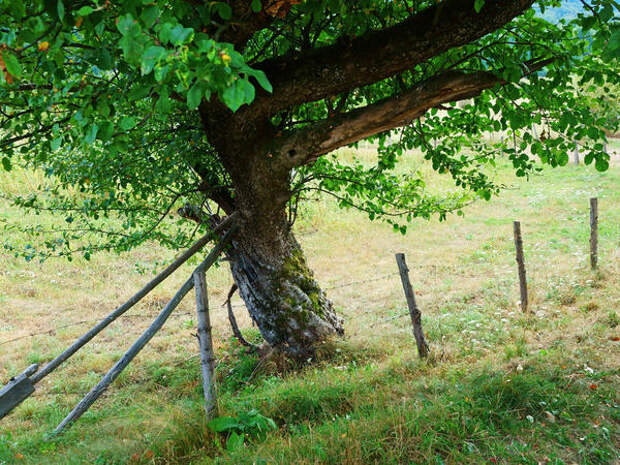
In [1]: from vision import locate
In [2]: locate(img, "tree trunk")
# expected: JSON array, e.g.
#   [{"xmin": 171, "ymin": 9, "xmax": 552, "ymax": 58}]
[
  {"xmin": 227, "ymin": 224, "xmax": 344, "ymax": 360},
  {"xmin": 221, "ymin": 153, "xmax": 344, "ymax": 361}
]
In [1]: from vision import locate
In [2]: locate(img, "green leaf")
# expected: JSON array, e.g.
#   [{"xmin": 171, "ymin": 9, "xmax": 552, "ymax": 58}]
[
  {"xmin": 141, "ymin": 45, "xmax": 166, "ymax": 75},
  {"xmin": 474, "ymin": 0, "xmax": 485, "ymax": 13},
  {"xmin": 595, "ymin": 157, "xmax": 609, "ymax": 172},
  {"xmin": 51, "ymin": 137, "xmax": 62, "ymax": 151},
  {"xmin": 119, "ymin": 117, "xmax": 136, "ymax": 131},
  {"xmin": 84, "ymin": 124, "xmax": 99, "ymax": 144},
  {"xmin": 140, "ymin": 5, "xmax": 160, "ymax": 28},
  {"xmin": 117, "ymin": 14, "xmax": 140, "ymax": 37},
  {"xmin": 169, "ymin": 24, "xmax": 194, "ymax": 46},
  {"xmin": 603, "ymin": 26, "xmax": 620, "ymax": 61},
  {"xmin": 98, "ymin": 47, "xmax": 113, "ymax": 70},
  {"xmin": 1, "ymin": 157, "xmax": 11, "ymax": 171},
  {"xmin": 226, "ymin": 432, "xmax": 244, "ymax": 451},
  {"xmin": 251, "ymin": 0, "xmax": 262, "ymax": 13},
  {"xmin": 57, "ymin": 0, "xmax": 65, "ymax": 20},
  {"xmin": 76, "ymin": 6, "xmax": 94, "ymax": 16},
  {"xmin": 155, "ymin": 88, "xmax": 171, "ymax": 113},
  {"xmin": 154, "ymin": 64, "xmax": 170, "ymax": 83},
  {"xmin": 187, "ymin": 82, "xmax": 204, "ymax": 109},
  {"xmin": 222, "ymin": 79, "xmax": 255, "ymax": 112},
  {"xmin": 250, "ymin": 69, "xmax": 272, "ymax": 93},
  {"xmin": 2, "ymin": 51, "xmax": 22, "ymax": 79},
  {"xmin": 215, "ymin": 3, "xmax": 233, "ymax": 20},
  {"xmin": 96, "ymin": 99, "xmax": 110, "ymax": 117},
  {"xmin": 207, "ymin": 417, "xmax": 240, "ymax": 432},
  {"xmin": 97, "ymin": 122, "xmax": 114, "ymax": 141}
]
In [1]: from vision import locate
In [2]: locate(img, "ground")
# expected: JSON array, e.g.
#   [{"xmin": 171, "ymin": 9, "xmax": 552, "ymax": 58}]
[{"xmin": 0, "ymin": 142, "xmax": 619, "ymax": 464}]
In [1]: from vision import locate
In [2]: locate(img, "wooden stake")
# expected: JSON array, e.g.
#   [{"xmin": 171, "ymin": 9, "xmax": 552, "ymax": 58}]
[
  {"xmin": 573, "ymin": 143, "xmax": 579, "ymax": 165},
  {"xmin": 395, "ymin": 253, "xmax": 429, "ymax": 358},
  {"xmin": 53, "ymin": 229, "xmax": 235, "ymax": 435},
  {"xmin": 193, "ymin": 270, "xmax": 217, "ymax": 418},
  {"xmin": 513, "ymin": 221, "xmax": 528, "ymax": 312},
  {"xmin": 590, "ymin": 198, "xmax": 598, "ymax": 269}
]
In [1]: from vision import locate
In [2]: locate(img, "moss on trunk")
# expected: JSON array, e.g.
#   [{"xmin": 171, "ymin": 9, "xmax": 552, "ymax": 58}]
[{"xmin": 228, "ymin": 232, "xmax": 344, "ymax": 361}]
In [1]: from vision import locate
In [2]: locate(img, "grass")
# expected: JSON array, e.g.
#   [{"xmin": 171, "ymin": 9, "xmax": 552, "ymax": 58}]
[{"xmin": 0, "ymin": 149, "xmax": 619, "ymax": 464}]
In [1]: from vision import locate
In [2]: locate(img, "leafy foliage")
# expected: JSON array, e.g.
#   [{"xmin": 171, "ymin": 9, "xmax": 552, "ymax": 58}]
[
  {"xmin": 207, "ymin": 409, "xmax": 277, "ymax": 451},
  {"xmin": 0, "ymin": 0, "xmax": 618, "ymax": 260}
]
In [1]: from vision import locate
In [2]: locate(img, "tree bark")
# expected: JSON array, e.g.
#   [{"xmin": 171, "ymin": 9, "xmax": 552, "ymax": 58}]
[
  {"xmin": 226, "ymin": 218, "xmax": 344, "ymax": 361},
  {"xmin": 222, "ymin": 162, "xmax": 344, "ymax": 360}
]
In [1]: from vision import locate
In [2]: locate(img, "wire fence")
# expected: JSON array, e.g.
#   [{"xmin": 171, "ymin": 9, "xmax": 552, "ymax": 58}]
[{"xmin": 0, "ymin": 271, "xmax": 403, "ymax": 347}]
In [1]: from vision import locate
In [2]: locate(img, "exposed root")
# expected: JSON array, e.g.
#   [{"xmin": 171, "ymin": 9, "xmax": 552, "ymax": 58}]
[{"xmin": 224, "ymin": 284, "xmax": 260, "ymax": 352}]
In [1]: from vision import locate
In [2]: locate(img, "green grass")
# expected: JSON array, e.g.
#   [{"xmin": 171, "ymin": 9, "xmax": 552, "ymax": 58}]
[{"xmin": 0, "ymin": 150, "xmax": 619, "ymax": 464}]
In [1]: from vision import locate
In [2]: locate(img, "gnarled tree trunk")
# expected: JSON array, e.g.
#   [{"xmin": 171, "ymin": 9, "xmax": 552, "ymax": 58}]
[
  {"xmin": 218, "ymin": 146, "xmax": 344, "ymax": 361},
  {"xmin": 226, "ymin": 210, "xmax": 344, "ymax": 361}
]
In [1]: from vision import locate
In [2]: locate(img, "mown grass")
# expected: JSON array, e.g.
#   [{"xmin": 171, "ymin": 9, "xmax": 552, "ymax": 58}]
[{"xmin": 1, "ymin": 148, "xmax": 619, "ymax": 464}]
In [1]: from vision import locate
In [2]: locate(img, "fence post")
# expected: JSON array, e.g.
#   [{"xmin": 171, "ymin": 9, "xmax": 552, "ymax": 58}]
[
  {"xmin": 513, "ymin": 221, "xmax": 529, "ymax": 312},
  {"xmin": 395, "ymin": 253, "xmax": 429, "ymax": 358},
  {"xmin": 193, "ymin": 270, "xmax": 217, "ymax": 419},
  {"xmin": 573, "ymin": 143, "xmax": 579, "ymax": 165},
  {"xmin": 590, "ymin": 198, "xmax": 598, "ymax": 269}
]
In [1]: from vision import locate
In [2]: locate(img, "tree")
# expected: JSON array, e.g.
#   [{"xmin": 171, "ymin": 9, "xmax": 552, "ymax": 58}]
[{"xmin": 1, "ymin": 0, "xmax": 618, "ymax": 360}]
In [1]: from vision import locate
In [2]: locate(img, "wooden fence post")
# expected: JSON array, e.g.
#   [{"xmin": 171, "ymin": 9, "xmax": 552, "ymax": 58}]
[
  {"xmin": 395, "ymin": 253, "xmax": 429, "ymax": 358},
  {"xmin": 573, "ymin": 143, "xmax": 579, "ymax": 165},
  {"xmin": 513, "ymin": 221, "xmax": 529, "ymax": 312},
  {"xmin": 53, "ymin": 278, "xmax": 194, "ymax": 435},
  {"xmin": 590, "ymin": 198, "xmax": 598, "ymax": 269},
  {"xmin": 193, "ymin": 270, "xmax": 217, "ymax": 418}
]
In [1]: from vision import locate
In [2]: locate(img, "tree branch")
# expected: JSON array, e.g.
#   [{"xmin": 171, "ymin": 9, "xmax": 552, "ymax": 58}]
[
  {"xmin": 242, "ymin": 0, "xmax": 535, "ymax": 120},
  {"xmin": 273, "ymin": 57, "xmax": 554, "ymax": 169}
]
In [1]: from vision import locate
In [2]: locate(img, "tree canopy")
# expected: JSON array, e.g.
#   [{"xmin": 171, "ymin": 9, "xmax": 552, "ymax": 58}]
[{"xmin": 1, "ymin": 0, "xmax": 618, "ymax": 262}]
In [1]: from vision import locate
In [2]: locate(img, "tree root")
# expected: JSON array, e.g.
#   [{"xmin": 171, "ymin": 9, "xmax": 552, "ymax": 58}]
[{"xmin": 224, "ymin": 284, "xmax": 260, "ymax": 352}]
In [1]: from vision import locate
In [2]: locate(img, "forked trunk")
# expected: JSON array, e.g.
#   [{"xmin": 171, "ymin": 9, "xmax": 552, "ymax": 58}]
[{"xmin": 227, "ymin": 217, "xmax": 344, "ymax": 361}]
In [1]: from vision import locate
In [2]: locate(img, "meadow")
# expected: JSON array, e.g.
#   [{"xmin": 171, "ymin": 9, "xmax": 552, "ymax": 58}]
[{"xmin": 0, "ymin": 146, "xmax": 619, "ymax": 464}]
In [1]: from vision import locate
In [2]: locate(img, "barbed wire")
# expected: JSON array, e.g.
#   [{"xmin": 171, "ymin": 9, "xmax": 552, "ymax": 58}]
[
  {"xmin": 0, "ymin": 272, "xmax": 402, "ymax": 347},
  {"xmin": 323, "ymin": 272, "xmax": 399, "ymax": 290},
  {"xmin": 0, "ymin": 311, "xmax": 198, "ymax": 347}
]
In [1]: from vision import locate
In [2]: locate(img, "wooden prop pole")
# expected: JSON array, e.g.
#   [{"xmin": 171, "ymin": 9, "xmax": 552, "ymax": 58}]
[
  {"xmin": 52, "ymin": 228, "xmax": 235, "ymax": 435},
  {"xmin": 30, "ymin": 214, "xmax": 237, "ymax": 386}
]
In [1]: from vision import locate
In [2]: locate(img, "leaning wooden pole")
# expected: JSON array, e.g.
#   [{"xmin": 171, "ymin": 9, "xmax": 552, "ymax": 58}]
[
  {"xmin": 0, "ymin": 365, "xmax": 38, "ymax": 419},
  {"xmin": 53, "ymin": 228, "xmax": 235, "ymax": 435},
  {"xmin": 395, "ymin": 253, "xmax": 429, "ymax": 358},
  {"xmin": 31, "ymin": 214, "xmax": 237, "ymax": 386},
  {"xmin": 513, "ymin": 221, "xmax": 529, "ymax": 313},
  {"xmin": 590, "ymin": 197, "xmax": 598, "ymax": 269},
  {"xmin": 193, "ymin": 270, "xmax": 217, "ymax": 418}
]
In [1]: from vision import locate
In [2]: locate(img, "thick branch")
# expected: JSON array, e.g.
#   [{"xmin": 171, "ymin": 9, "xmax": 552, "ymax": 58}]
[
  {"xmin": 274, "ymin": 58, "xmax": 553, "ymax": 168},
  {"xmin": 243, "ymin": 0, "xmax": 535, "ymax": 120}
]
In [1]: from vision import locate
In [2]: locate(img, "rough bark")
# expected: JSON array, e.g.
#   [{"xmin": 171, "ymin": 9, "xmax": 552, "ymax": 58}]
[
  {"xmin": 271, "ymin": 58, "xmax": 553, "ymax": 169},
  {"xmin": 226, "ymin": 216, "xmax": 344, "ymax": 360}
]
